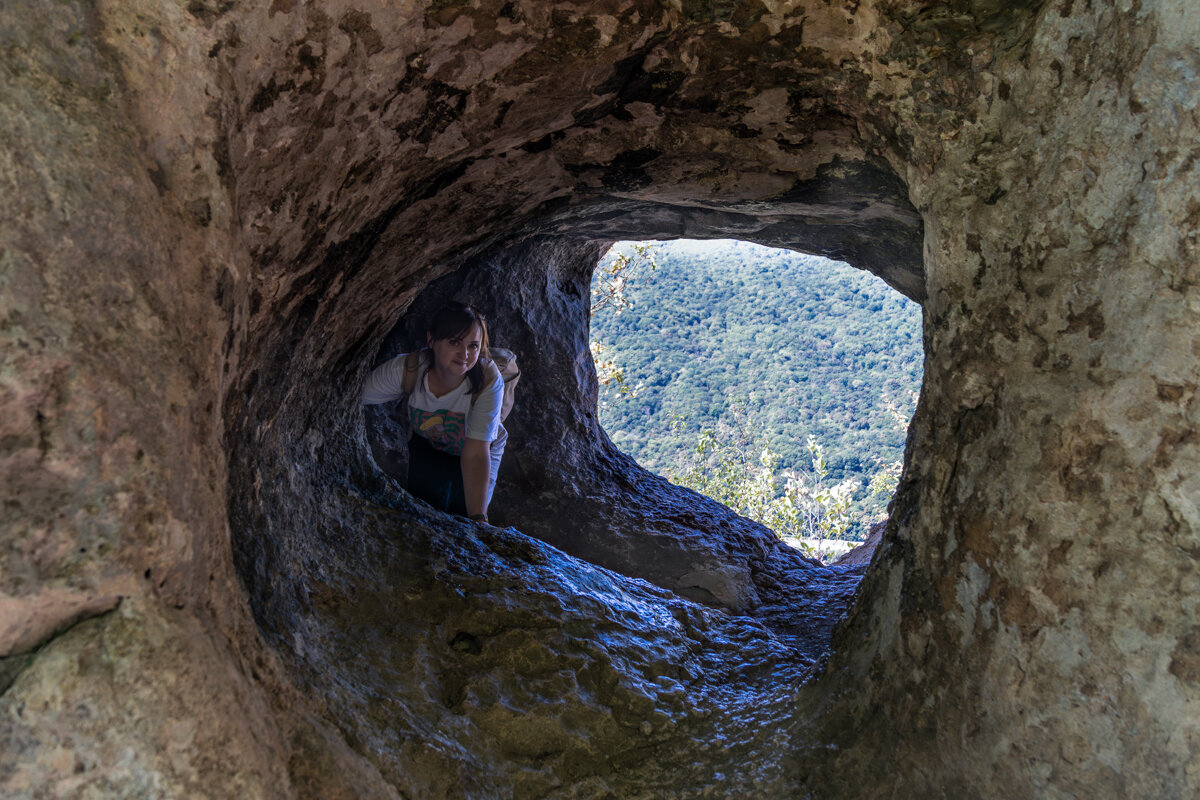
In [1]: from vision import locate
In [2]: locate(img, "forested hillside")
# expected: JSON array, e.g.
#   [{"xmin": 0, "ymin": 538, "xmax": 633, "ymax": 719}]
[{"xmin": 589, "ymin": 239, "xmax": 924, "ymax": 539}]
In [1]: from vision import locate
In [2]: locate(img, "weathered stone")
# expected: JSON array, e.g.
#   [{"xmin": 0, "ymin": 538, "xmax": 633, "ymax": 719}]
[
  {"xmin": 0, "ymin": 598, "xmax": 292, "ymax": 797},
  {"xmin": 2, "ymin": 0, "xmax": 1198, "ymax": 797}
]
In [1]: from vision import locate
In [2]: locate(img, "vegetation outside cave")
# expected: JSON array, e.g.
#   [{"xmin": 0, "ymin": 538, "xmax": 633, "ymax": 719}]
[{"xmin": 589, "ymin": 240, "xmax": 923, "ymax": 560}]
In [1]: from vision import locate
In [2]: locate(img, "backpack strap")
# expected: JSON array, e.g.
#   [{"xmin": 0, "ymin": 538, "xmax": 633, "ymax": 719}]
[
  {"xmin": 472, "ymin": 358, "xmax": 502, "ymax": 406},
  {"xmin": 401, "ymin": 350, "xmax": 424, "ymax": 396},
  {"xmin": 487, "ymin": 347, "xmax": 519, "ymax": 422}
]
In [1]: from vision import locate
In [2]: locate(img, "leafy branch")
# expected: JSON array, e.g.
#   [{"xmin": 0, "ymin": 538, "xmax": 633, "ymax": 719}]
[
  {"xmin": 669, "ymin": 410, "xmax": 884, "ymax": 562},
  {"xmin": 591, "ymin": 243, "xmax": 659, "ymax": 405}
]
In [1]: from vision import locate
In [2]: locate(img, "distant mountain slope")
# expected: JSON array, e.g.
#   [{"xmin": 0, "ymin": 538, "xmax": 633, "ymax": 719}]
[{"xmin": 590, "ymin": 239, "xmax": 923, "ymax": 496}]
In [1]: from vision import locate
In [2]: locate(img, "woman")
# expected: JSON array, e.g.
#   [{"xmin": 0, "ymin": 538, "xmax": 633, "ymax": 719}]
[{"xmin": 362, "ymin": 303, "xmax": 506, "ymax": 522}]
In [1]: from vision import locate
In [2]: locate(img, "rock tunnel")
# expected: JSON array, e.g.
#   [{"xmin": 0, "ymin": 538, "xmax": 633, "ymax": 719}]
[{"xmin": 2, "ymin": 1, "xmax": 1199, "ymax": 798}]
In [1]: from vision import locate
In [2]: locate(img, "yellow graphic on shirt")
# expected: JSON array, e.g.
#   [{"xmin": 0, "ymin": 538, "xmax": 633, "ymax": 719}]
[{"xmin": 409, "ymin": 406, "xmax": 468, "ymax": 455}]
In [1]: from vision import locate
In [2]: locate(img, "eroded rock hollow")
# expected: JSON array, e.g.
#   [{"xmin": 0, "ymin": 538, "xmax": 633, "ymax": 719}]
[{"xmin": 2, "ymin": 0, "xmax": 1198, "ymax": 797}]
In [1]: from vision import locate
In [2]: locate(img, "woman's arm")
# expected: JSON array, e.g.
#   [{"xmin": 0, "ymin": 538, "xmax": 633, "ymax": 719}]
[
  {"xmin": 461, "ymin": 362, "xmax": 504, "ymax": 520},
  {"xmin": 362, "ymin": 355, "xmax": 409, "ymax": 405},
  {"xmin": 460, "ymin": 438, "xmax": 492, "ymax": 519}
]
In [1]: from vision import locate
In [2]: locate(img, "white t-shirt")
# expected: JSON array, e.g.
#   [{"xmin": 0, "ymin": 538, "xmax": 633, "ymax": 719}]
[{"xmin": 363, "ymin": 352, "xmax": 503, "ymax": 456}]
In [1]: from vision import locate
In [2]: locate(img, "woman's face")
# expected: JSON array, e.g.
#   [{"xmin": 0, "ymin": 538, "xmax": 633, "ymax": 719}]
[{"xmin": 428, "ymin": 323, "xmax": 482, "ymax": 377}]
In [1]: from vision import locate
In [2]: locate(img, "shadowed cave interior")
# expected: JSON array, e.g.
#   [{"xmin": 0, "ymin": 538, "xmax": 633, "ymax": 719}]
[
  {"xmin": 203, "ymin": 4, "xmax": 959, "ymax": 789},
  {"xmin": 226, "ymin": 174, "xmax": 926, "ymax": 796}
]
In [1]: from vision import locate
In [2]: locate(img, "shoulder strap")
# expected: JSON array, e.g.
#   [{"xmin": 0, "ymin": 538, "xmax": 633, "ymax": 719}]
[
  {"xmin": 401, "ymin": 351, "xmax": 423, "ymax": 396},
  {"xmin": 472, "ymin": 359, "xmax": 502, "ymax": 405}
]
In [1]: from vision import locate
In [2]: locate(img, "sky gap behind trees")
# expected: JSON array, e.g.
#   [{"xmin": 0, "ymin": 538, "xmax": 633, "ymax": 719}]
[{"xmin": 589, "ymin": 239, "xmax": 924, "ymax": 542}]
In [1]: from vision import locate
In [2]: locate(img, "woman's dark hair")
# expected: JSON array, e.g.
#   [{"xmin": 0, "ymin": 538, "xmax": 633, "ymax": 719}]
[{"xmin": 426, "ymin": 302, "xmax": 490, "ymax": 394}]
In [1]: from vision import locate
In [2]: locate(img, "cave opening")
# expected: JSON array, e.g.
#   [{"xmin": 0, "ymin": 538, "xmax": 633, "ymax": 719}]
[
  {"xmin": 349, "ymin": 206, "xmax": 927, "ymax": 614},
  {"xmin": 282, "ymin": 209, "xmax": 930, "ymax": 796},
  {"xmin": 218, "ymin": 49, "xmax": 932, "ymax": 788},
  {"xmin": 588, "ymin": 238, "xmax": 924, "ymax": 563}
]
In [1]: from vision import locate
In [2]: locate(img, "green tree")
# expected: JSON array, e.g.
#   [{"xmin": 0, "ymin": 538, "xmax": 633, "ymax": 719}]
[
  {"xmin": 590, "ymin": 242, "xmax": 658, "ymax": 408},
  {"xmin": 668, "ymin": 408, "xmax": 870, "ymax": 562},
  {"xmin": 589, "ymin": 238, "xmax": 923, "ymax": 548}
]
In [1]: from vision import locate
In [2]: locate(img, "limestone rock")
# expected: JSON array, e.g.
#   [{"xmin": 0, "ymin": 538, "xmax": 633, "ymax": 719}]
[{"xmin": 1, "ymin": 598, "xmax": 292, "ymax": 797}]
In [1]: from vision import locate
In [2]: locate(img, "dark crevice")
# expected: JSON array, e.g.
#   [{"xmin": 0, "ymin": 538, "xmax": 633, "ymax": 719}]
[{"xmin": 0, "ymin": 652, "xmax": 35, "ymax": 698}]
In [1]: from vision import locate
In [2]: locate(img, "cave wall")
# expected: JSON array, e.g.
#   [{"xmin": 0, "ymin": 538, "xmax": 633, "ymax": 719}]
[
  {"xmin": 802, "ymin": 3, "xmax": 1200, "ymax": 794},
  {"xmin": 2, "ymin": 0, "xmax": 1198, "ymax": 797}
]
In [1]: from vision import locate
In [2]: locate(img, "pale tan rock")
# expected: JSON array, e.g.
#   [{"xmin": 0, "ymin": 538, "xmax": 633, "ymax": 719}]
[{"xmin": 0, "ymin": 588, "xmax": 122, "ymax": 658}]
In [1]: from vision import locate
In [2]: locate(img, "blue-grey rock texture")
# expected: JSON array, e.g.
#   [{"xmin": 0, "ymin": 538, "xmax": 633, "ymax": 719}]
[{"xmin": 1, "ymin": 0, "xmax": 1197, "ymax": 797}]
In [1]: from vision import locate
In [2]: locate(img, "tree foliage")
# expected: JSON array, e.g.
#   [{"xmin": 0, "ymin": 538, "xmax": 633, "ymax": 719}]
[
  {"xmin": 668, "ymin": 409, "xmax": 880, "ymax": 560},
  {"xmin": 590, "ymin": 243, "xmax": 658, "ymax": 407},
  {"xmin": 589, "ymin": 239, "xmax": 923, "ymax": 543}
]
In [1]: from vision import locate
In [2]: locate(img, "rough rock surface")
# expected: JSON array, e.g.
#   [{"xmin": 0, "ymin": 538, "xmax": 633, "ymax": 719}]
[{"xmin": 2, "ymin": 0, "xmax": 1198, "ymax": 798}]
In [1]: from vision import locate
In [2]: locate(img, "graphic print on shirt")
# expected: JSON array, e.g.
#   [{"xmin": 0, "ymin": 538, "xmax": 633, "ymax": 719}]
[{"xmin": 409, "ymin": 405, "xmax": 468, "ymax": 455}]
